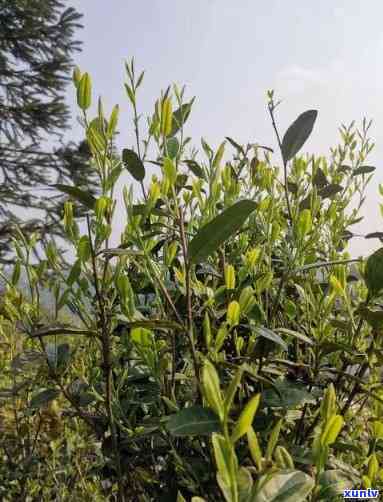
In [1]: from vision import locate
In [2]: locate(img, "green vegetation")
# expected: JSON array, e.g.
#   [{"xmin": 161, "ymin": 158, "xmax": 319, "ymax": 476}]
[{"xmin": 1, "ymin": 59, "xmax": 383, "ymax": 501}]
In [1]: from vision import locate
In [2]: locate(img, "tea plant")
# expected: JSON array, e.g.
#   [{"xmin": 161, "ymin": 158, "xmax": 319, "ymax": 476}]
[{"xmin": 1, "ymin": 59, "xmax": 383, "ymax": 501}]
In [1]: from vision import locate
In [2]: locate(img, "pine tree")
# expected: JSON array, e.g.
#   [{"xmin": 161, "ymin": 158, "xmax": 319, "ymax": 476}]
[{"xmin": 0, "ymin": 0, "xmax": 98, "ymax": 264}]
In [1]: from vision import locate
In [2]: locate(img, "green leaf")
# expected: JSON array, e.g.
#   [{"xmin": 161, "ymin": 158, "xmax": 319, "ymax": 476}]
[
  {"xmin": 227, "ymin": 301, "xmax": 240, "ymax": 327},
  {"xmin": 238, "ymin": 467, "xmax": 254, "ymax": 502},
  {"xmin": 357, "ymin": 306, "xmax": 383, "ymax": 329},
  {"xmin": 225, "ymin": 136, "xmax": 245, "ymax": 156},
  {"xmin": 166, "ymin": 405, "xmax": 221, "ymax": 436},
  {"xmin": 255, "ymin": 326, "xmax": 288, "ymax": 352},
  {"xmin": 189, "ymin": 200, "xmax": 257, "ymax": 264},
  {"xmin": 29, "ymin": 389, "xmax": 60, "ymax": 409},
  {"xmin": 365, "ymin": 247, "xmax": 383, "ymax": 296},
  {"xmin": 365, "ymin": 232, "xmax": 383, "ymax": 240},
  {"xmin": 317, "ymin": 470, "xmax": 353, "ymax": 498},
  {"xmin": 318, "ymin": 184, "xmax": 343, "ymax": 198},
  {"xmin": 122, "ymin": 148, "xmax": 145, "ymax": 181},
  {"xmin": 274, "ymin": 328, "xmax": 314, "ymax": 346},
  {"xmin": 312, "ymin": 167, "xmax": 328, "ymax": 188},
  {"xmin": 161, "ymin": 98, "xmax": 173, "ymax": 137},
  {"xmin": 247, "ymin": 427, "xmax": 263, "ymax": 471},
  {"xmin": 166, "ymin": 137, "xmax": 180, "ymax": 159},
  {"xmin": 184, "ymin": 160, "xmax": 205, "ymax": 179},
  {"xmin": 252, "ymin": 470, "xmax": 315, "ymax": 502},
  {"xmin": 213, "ymin": 433, "xmax": 238, "ymax": 501},
  {"xmin": 131, "ymin": 204, "xmax": 168, "ymax": 218},
  {"xmin": 281, "ymin": 110, "xmax": 318, "ymax": 163},
  {"xmin": 77, "ymin": 72, "xmax": 92, "ymax": 110},
  {"xmin": 107, "ymin": 104, "xmax": 119, "ymax": 137},
  {"xmin": 224, "ymin": 367, "xmax": 243, "ymax": 417},
  {"xmin": 232, "ymin": 393, "xmax": 261, "ymax": 443},
  {"xmin": 212, "ymin": 142, "xmax": 226, "ymax": 170},
  {"xmin": 202, "ymin": 359, "xmax": 224, "ymax": 421},
  {"xmin": 352, "ymin": 165, "xmax": 376, "ymax": 176},
  {"xmin": 296, "ymin": 209, "xmax": 312, "ymax": 240},
  {"xmin": 320, "ymin": 415, "xmax": 344, "ymax": 446},
  {"xmin": 265, "ymin": 419, "xmax": 283, "ymax": 460},
  {"xmin": 171, "ymin": 101, "xmax": 193, "ymax": 136},
  {"xmin": 262, "ymin": 380, "xmax": 315, "ymax": 409},
  {"xmin": 54, "ymin": 184, "xmax": 96, "ymax": 210},
  {"xmin": 72, "ymin": 66, "xmax": 81, "ymax": 87}
]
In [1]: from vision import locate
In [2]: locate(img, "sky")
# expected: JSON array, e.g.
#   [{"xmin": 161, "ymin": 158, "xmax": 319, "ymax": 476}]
[{"xmin": 66, "ymin": 0, "xmax": 383, "ymax": 257}]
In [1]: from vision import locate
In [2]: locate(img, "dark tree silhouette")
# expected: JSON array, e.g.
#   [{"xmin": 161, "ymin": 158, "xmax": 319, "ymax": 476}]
[{"xmin": 0, "ymin": 0, "xmax": 99, "ymax": 264}]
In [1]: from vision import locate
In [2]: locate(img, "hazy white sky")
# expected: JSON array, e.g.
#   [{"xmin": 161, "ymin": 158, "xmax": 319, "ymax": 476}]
[{"xmin": 67, "ymin": 0, "xmax": 383, "ymax": 257}]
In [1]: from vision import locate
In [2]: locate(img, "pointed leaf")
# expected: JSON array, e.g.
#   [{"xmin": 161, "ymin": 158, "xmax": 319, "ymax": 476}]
[
  {"xmin": 281, "ymin": 110, "xmax": 318, "ymax": 163},
  {"xmin": 365, "ymin": 247, "xmax": 383, "ymax": 296},
  {"xmin": 318, "ymin": 184, "xmax": 343, "ymax": 198},
  {"xmin": 171, "ymin": 101, "xmax": 193, "ymax": 136},
  {"xmin": 184, "ymin": 160, "xmax": 205, "ymax": 179},
  {"xmin": 189, "ymin": 200, "xmax": 257, "ymax": 264},
  {"xmin": 202, "ymin": 359, "xmax": 224, "ymax": 421},
  {"xmin": 252, "ymin": 470, "xmax": 315, "ymax": 502},
  {"xmin": 54, "ymin": 184, "xmax": 96, "ymax": 210},
  {"xmin": 352, "ymin": 165, "xmax": 376, "ymax": 176},
  {"xmin": 122, "ymin": 149, "xmax": 145, "ymax": 181},
  {"xmin": 313, "ymin": 167, "xmax": 328, "ymax": 188},
  {"xmin": 255, "ymin": 327, "xmax": 288, "ymax": 351},
  {"xmin": 320, "ymin": 415, "xmax": 344, "ymax": 446},
  {"xmin": 166, "ymin": 405, "xmax": 221, "ymax": 436},
  {"xmin": 77, "ymin": 72, "xmax": 92, "ymax": 110},
  {"xmin": 232, "ymin": 393, "xmax": 261, "ymax": 443}
]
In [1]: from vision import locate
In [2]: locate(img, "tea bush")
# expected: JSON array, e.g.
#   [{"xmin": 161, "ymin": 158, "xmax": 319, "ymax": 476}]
[{"xmin": 1, "ymin": 59, "xmax": 383, "ymax": 501}]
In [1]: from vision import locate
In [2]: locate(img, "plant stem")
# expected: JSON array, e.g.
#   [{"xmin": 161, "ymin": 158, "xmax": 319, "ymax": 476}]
[
  {"xmin": 178, "ymin": 207, "xmax": 202, "ymax": 401},
  {"xmin": 267, "ymin": 102, "xmax": 293, "ymax": 224},
  {"xmin": 86, "ymin": 215, "xmax": 125, "ymax": 502}
]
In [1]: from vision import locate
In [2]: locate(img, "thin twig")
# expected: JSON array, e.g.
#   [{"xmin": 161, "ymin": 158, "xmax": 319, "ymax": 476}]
[{"xmin": 267, "ymin": 101, "xmax": 293, "ymax": 223}]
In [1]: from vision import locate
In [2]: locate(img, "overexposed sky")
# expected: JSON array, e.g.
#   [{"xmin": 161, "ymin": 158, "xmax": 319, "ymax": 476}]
[{"xmin": 67, "ymin": 0, "xmax": 383, "ymax": 257}]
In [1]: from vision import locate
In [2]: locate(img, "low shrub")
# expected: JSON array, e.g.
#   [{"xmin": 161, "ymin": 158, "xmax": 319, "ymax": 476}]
[{"xmin": 1, "ymin": 60, "xmax": 382, "ymax": 501}]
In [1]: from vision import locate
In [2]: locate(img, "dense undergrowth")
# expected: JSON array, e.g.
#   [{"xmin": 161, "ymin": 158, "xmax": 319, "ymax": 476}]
[{"xmin": 1, "ymin": 60, "xmax": 383, "ymax": 501}]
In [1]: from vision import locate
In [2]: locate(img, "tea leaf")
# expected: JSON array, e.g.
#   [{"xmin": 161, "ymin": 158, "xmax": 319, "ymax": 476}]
[
  {"xmin": 202, "ymin": 359, "xmax": 224, "ymax": 421},
  {"xmin": 77, "ymin": 72, "xmax": 92, "ymax": 110},
  {"xmin": 166, "ymin": 406, "xmax": 221, "ymax": 436},
  {"xmin": 318, "ymin": 184, "xmax": 343, "ymax": 198},
  {"xmin": 281, "ymin": 110, "xmax": 318, "ymax": 163},
  {"xmin": 232, "ymin": 393, "xmax": 261, "ymax": 443},
  {"xmin": 189, "ymin": 200, "xmax": 257, "ymax": 264},
  {"xmin": 184, "ymin": 159, "xmax": 205, "ymax": 179},
  {"xmin": 30, "ymin": 389, "xmax": 60, "ymax": 409},
  {"xmin": 171, "ymin": 101, "xmax": 193, "ymax": 136},
  {"xmin": 265, "ymin": 419, "xmax": 283, "ymax": 460},
  {"xmin": 352, "ymin": 165, "xmax": 376, "ymax": 176},
  {"xmin": 255, "ymin": 327, "xmax": 288, "ymax": 352},
  {"xmin": 321, "ymin": 415, "xmax": 344, "ymax": 446},
  {"xmin": 54, "ymin": 184, "xmax": 96, "ymax": 210},
  {"xmin": 253, "ymin": 470, "xmax": 315, "ymax": 502},
  {"xmin": 122, "ymin": 148, "xmax": 145, "ymax": 181},
  {"xmin": 365, "ymin": 247, "xmax": 383, "ymax": 296}
]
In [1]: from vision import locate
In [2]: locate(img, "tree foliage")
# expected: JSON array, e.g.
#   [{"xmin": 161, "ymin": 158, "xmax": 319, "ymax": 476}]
[{"xmin": 0, "ymin": 0, "xmax": 98, "ymax": 263}]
